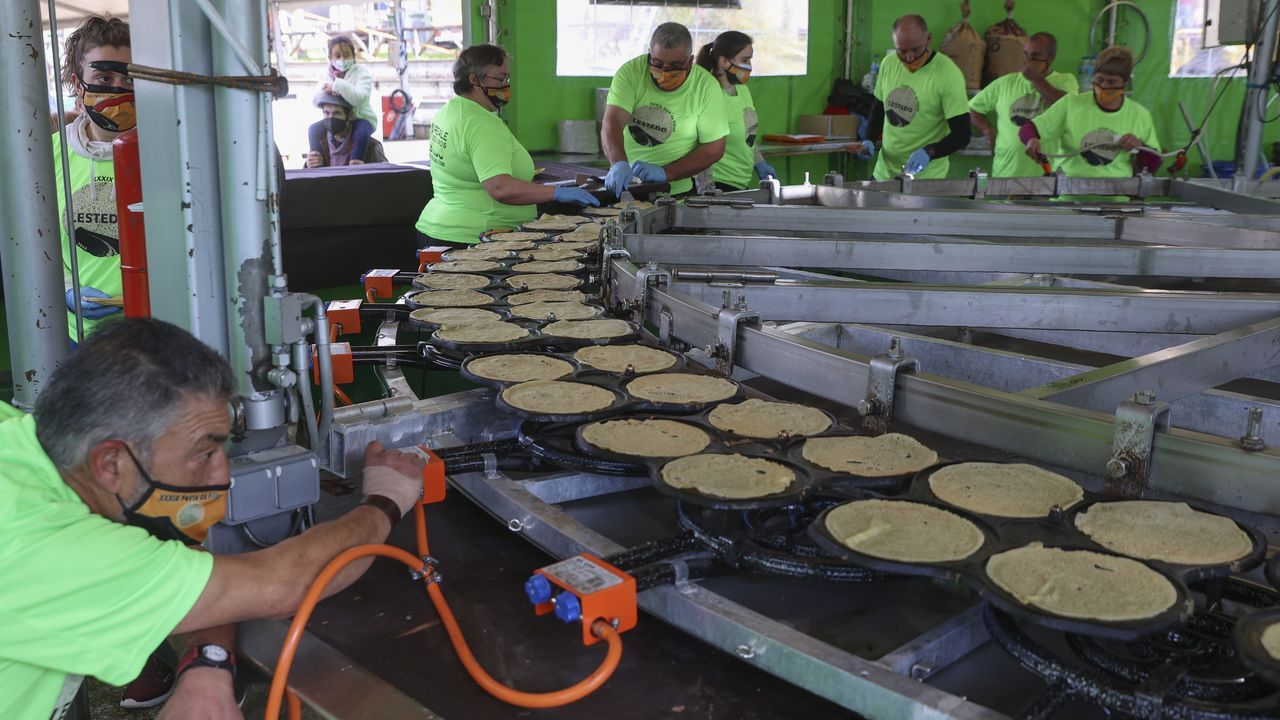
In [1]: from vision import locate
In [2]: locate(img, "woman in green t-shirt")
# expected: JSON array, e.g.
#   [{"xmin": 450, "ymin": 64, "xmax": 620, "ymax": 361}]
[
  {"xmin": 416, "ymin": 45, "xmax": 599, "ymax": 246},
  {"xmin": 695, "ymin": 32, "xmax": 777, "ymax": 191},
  {"xmin": 1019, "ymin": 46, "xmax": 1162, "ymax": 179}
]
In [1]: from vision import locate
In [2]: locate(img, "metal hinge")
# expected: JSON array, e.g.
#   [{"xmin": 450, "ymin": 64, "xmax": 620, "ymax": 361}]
[
  {"xmin": 1104, "ymin": 390, "xmax": 1170, "ymax": 497},
  {"xmin": 704, "ymin": 292, "xmax": 760, "ymax": 374},
  {"xmin": 859, "ymin": 337, "xmax": 920, "ymax": 436},
  {"xmin": 627, "ymin": 261, "xmax": 671, "ymax": 324}
]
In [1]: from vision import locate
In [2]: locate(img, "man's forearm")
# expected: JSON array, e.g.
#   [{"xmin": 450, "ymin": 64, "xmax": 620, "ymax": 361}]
[
  {"xmin": 662, "ymin": 140, "xmax": 726, "ymax": 182},
  {"xmin": 1030, "ymin": 75, "xmax": 1066, "ymax": 105},
  {"xmin": 969, "ymin": 111, "xmax": 994, "ymax": 142},
  {"xmin": 601, "ymin": 120, "xmax": 627, "ymax": 164},
  {"xmin": 175, "ymin": 505, "xmax": 390, "ymax": 634}
]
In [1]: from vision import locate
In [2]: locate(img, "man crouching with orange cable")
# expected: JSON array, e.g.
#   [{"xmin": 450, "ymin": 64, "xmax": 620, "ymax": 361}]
[{"xmin": 0, "ymin": 318, "xmax": 425, "ymax": 720}]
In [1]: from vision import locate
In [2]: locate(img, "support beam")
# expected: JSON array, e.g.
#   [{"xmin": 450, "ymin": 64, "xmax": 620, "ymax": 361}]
[
  {"xmin": 666, "ymin": 280, "xmax": 1280, "ymax": 334},
  {"xmin": 1023, "ymin": 316, "xmax": 1280, "ymax": 413},
  {"xmin": 623, "ymin": 234, "xmax": 1280, "ymax": 279},
  {"xmin": 0, "ymin": 0, "xmax": 69, "ymax": 409}
]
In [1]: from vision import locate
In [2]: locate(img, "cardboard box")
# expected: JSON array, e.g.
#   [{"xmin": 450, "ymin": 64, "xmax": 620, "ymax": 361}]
[{"xmin": 795, "ymin": 114, "xmax": 861, "ymax": 139}]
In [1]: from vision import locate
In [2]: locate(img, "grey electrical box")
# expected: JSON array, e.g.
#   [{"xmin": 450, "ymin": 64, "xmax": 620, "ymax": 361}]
[
  {"xmin": 224, "ymin": 444, "xmax": 320, "ymax": 524},
  {"xmin": 1206, "ymin": 0, "xmax": 1260, "ymax": 46}
]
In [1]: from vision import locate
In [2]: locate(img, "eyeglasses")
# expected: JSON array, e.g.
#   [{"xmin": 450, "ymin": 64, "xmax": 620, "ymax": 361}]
[
  {"xmin": 480, "ymin": 73, "xmax": 510, "ymax": 88},
  {"xmin": 1092, "ymin": 79, "xmax": 1126, "ymax": 90},
  {"xmin": 647, "ymin": 54, "xmax": 690, "ymax": 72}
]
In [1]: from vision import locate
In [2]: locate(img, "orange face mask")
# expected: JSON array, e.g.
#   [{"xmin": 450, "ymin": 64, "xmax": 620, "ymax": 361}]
[
  {"xmin": 81, "ymin": 82, "xmax": 136, "ymax": 133},
  {"xmin": 1093, "ymin": 84, "xmax": 1124, "ymax": 106},
  {"xmin": 648, "ymin": 57, "xmax": 690, "ymax": 92},
  {"xmin": 120, "ymin": 445, "xmax": 229, "ymax": 545},
  {"xmin": 903, "ymin": 49, "xmax": 932, "ymax": 72},
  {"xmin": 481, "ymin": 84, "xmax": 512, "ymax": 108},
  {"xmin": 726, "ymin": 62, "xmax": 752, "ymax": 85}
]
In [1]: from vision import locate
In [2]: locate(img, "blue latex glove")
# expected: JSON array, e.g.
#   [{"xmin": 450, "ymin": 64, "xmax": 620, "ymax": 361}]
[
  {"xmin": 604, "ymin": 160, "xmax": 633, "ymax": 198},
  {"xmin": 754, "ymin": 160, "xmax": 778, "ymax": 180},
  {"xmin": 630, "ymin": 160, "xmax": 667, "ymax": 183},
  {"xmin": 66, "ymin": 286, "xmax": 121, "ymax": 320},
  {"xmin": 904, "ymin": 148, "xmax": 932, "ymax": 176},
  {"xmin": 553, "ymin": 187, "xmax": 601, "ymax": 207},
  {"xmin": 855, "ymin": 140, "xmax": 876, "ymax": 162}
]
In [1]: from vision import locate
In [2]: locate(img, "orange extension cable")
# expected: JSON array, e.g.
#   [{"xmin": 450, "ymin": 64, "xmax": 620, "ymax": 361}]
[{"xmin": 264, "ymin": 503, "xmax": 624, "ymax": 718}]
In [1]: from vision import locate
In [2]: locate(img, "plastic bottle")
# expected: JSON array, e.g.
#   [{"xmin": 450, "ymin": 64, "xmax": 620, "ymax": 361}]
[
  {"xmin": 862, "ymin": 53, "xmax": 882, "ymax": 93},
  {"xmin": 1078, "ymin": 55, "xmax": 1096, "ymax": 91}
]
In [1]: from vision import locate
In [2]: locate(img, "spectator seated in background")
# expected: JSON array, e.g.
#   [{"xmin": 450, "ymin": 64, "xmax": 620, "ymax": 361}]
[
  {"xmin": 306, "ymin": 91, "xmax": 386, "ymax": 167},
  {"xmin": 307, "ymin": 33, "xmax": 377, "ymax": 164}
]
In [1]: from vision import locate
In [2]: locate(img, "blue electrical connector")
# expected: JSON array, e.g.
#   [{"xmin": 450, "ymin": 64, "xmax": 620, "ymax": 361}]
[
  {"xmin": 524, "ymin": 574, "xmax": 552, "ymax": 605},
  {"xmin": 553, "ymin": 591, "xmax": 582, "ymax": 623}
]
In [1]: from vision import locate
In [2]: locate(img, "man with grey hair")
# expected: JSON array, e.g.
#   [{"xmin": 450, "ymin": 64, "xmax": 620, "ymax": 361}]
[
  {"xmin": 601, "ymin": 21, "xmax": 729, "ymax": 196},
  {"xmin": 0, "ymin": 319, "xmax": 425, "ymax": 720}
]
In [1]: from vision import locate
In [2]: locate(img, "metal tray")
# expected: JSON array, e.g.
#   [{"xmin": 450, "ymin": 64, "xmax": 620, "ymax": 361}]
[
  {"xmin": 426, "ymin": 320, "xmax": 550, "ymax": 354},
  {"xmin": 648, "ymin": 448, "xmax": 819, "ymax": 511},
  {"xmin": 620, "ymin": 372, "xmax": 745, "ymax": 414},
  {"xmin": 493, "ymin": 374, "xmax": 631, "ymax": 424},
  {"xmin": 781, "ymin": 430, "xmax": 933, "ymax": 495},
  {"xmin": 458, "ymin": 350, "xmax": 581, "ymax": 390},
  {"xmin": 1233, "ymin": 607, "xmax": 1280, "ymax": 687},
  {"xmin": 688, "ymin": 401, "xmax": 841, "ymax": 442},
  {"xmin": 573, "ymin": 414, "xmax": 720, "ymax": 464},
  {"xmin": 539, "ymin": 319, "xmax": 643, "ymax": 348},
  {"xmin": 406, "ymin": 306, "xmax": 512, "ymax": 331}
]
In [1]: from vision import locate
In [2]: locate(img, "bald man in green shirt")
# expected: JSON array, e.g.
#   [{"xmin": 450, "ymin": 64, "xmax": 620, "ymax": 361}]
[{"xmin": 858, "ymin": 15, "xmax": 971, "ymax": 180}]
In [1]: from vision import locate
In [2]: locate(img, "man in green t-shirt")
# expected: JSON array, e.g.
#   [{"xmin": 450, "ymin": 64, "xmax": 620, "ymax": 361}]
[
  {"xmin": 969, "ymin": 33, "xmax": 1078, "ymax": 177},
  {"xmin": 0, "ymin": 319, "xmax": 426, "ymax": 720},
  {"xmin": 857, "ymin": 15, "xmax": 971, "ymax": 180},
  {"xmin": 601, "ymin": 22, "xmax": 730, "ymax": 196}
]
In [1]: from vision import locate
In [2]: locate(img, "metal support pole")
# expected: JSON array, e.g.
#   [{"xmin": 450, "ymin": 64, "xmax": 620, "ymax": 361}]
[
  {"xmin": 843, "ymin": 0, "xmax": 854, "ymax": 79},
  {"xmin": 0, "ymin": 0, "xmax": 70, "ymax": 409},
  {"xmin": 1240, "ymin": 0, "xmax": 1280, "ymax": 181},
  {"xmin": 211, "ymin": 0, "xmax": 284, "ymax": 423}
]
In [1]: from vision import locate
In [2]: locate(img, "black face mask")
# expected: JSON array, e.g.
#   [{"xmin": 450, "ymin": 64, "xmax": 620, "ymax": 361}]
[{"xmin": 324, "ymin": 117, "xmax": 349, "ymax": 135}]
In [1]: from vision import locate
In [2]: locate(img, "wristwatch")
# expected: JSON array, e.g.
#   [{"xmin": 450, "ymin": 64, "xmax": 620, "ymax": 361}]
[{"xmin": 175, "ymin": 643, "xmax": 237, "ymax": 680}]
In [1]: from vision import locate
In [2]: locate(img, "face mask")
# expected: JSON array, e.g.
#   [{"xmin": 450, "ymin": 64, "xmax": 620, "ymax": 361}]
[
  {"xmin": 903, "ymin": 49, "xmax": 931, "ymax": 73},
  {"xmin": 81, "ymin": 82, "xmax": 136, "ymax": 133},
  {"xmin": 726, "ymin": 62, "xmax": 752, "ymax": 85},
  {"xmin": 324, "ymin": 116, "xmax": 349, "ymax": 134},
  {"xmin": 331, "ymin": 58, "xmax": 355, "ymax": 73},
  {"xmin": 119, "ymin": 445, "xmax": 229, "ymax": 545},
  {"xmin": 1093, "ymin": 84, "xmax": 1124, "ymax": 106},
  {"xmin": 1025, "ymin": 59, "xmax": 1049, "ymax": 75},
  {"xmin": 649, "ymin": 65, "xmax": 690, "ymax": 92},
  {"xmin": 482, "ymin": 85, "xmax": 512, "ymax": 108}
]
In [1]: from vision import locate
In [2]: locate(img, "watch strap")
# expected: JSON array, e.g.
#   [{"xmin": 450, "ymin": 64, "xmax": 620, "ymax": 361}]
[
  {"xmin": 175, "ymin": 644, "xmax": 236, "ymax": 680},
  {"xmin": 360, "ymin": 493, "xmax": 403, "ymax": 527}
]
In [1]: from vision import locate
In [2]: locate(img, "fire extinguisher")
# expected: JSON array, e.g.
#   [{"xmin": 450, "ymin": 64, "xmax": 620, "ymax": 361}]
[{"xmin": 112, "ymin": 128, "xmax": 150, "ymax": 318}]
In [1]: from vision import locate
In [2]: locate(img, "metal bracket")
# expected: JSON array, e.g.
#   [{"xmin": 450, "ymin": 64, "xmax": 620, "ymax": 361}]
[
  {"xmin": 859, "ymin": 337, "xmax": 920, "ymax": 436},
  {"xmin": 628, "ymin": 261, "xmax": 671, "ymax": 324},
  {"xmin": 409, "ymin": 555, "xmax": 442, "ymax": 584},
  {"xmin": 658, "ymin": 306, "xmax": 675, "ymax": 348},
  {"xmin": 759, "ymin": 177, "xmax": 781, "ymax": 203},
  {"xmin": 823, "ymin": 171, "xmax": 844, "ymax": 188},
  {"xmin": 968, "ymin": 169, "xmax": 988, "ymax": 201},
  {"xmin": 1135, "ymin": 169, "xmax": 1158, "ymax": 199},
  {"xmin": 1104, "ymin": 390, "xmax": 1171, "ymax": 497},
  {"xmin": 705, "ymin": 293, "xmax": 760, "ymax": 374},
  {"xmin": 599, "ymin": 245, "xmax": 630, "ymax": 313}
]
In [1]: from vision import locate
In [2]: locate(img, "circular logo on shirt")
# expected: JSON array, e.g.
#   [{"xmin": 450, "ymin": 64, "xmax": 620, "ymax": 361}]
[
  {"xmin": 743, "ymin": 107, "xmax": 759, "ymax": 146},
  {"xmin": 177, "ymin": 502, "xmax": 205, "ymax": 528},
  {"xmin": 885, "ymin": 87, "xmax": 919, "ymax": 127},
  {"xmin": 70, "ymin": 179, "xmax": 120, "ymax": 258},
  {"xmin": 1081, "ymin": 128, "xmax": 1123, "ymax": 166},
  {"xmin": 1009, "ymin": 93, "xmax": 1045, "ymax": 127},
  {"xmin": 628, "ymin": 104, "xmax": 675, "ymax": 147}
]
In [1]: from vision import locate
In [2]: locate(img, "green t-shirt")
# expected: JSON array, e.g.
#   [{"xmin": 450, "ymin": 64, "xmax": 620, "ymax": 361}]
[
  {"xmin": 1030, "ymin": 91, "xmax": 1161, "ymax": 178},
  {"xmin": 710, "ymin": 83, "xmax": 760, "ymax": 190},
  {"xmin": 0, "ymin": 415, "xmax": 213, "ymax": 720},
  {"xmin": 416, "ymin": 96, "xmax": 536, "ymax": 244},
  {"xmin": 872, "ymin": 52, "xmax": 970, "ymax": 180},
  {"xmin": 606, "ymin": 54, "xmax": 730, "ymax": 194},
  {"xmin": 969, "ymin": 70, "xmax": 1078, "ymax": 177},
  {"xmin": 52, "ymin": 132, "xmax": 122, "ymax": 339}
]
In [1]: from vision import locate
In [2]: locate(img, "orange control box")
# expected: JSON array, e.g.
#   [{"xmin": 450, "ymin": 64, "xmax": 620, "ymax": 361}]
[
  {"xmin": 417, "ymin": 246, "xmax": 452, "ymax": 267},
  {"xmin": 312, "ymin": 342, "xmax": 353, "ymax": 385},
  {"xmin": 363, "ymin": 268, "xmax": 399, "ymax": 302},
  {"xmin": 326, "ymin": 299, "xmax": 362, "ymax": 336},
  {"xmin": 534, "ymin": 555, "xmax": 637, "ymax": 646},
  {"xmin": 414, "ymin": 446, "xmax": 447, "ymax": 505}
]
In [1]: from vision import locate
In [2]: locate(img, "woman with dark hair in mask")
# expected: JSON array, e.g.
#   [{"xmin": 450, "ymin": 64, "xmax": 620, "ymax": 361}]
[
  {"xmin": 695, "ymin": 31, "xmax": 777, "ymax": 190},
  {"xmin": 415, "ymin": 44, "xmax": 598, "ymax": 247}
]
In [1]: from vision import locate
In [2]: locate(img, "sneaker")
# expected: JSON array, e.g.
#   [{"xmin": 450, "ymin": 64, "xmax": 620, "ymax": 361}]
[{"xmin": 119, "ymin": 653, "xmax": 175, "ymax": 709}]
